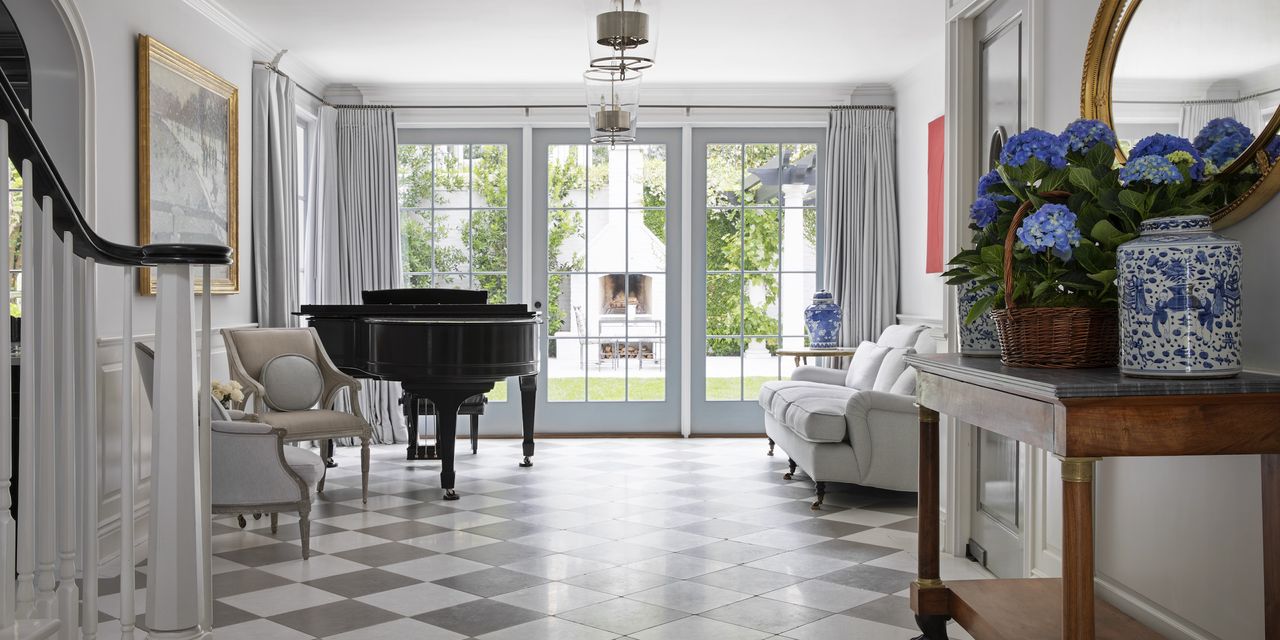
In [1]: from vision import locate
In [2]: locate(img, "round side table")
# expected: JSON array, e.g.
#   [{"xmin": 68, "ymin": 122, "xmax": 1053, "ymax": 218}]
[{"xmin": 775, "ymin": 347, "xmax": 857, "ymax": 369}]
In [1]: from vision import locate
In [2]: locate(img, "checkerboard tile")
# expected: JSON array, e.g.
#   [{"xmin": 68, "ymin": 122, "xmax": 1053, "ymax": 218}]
[{"xmin": 95, "ymin": 438, "xmax": 988, "ymax": 638}]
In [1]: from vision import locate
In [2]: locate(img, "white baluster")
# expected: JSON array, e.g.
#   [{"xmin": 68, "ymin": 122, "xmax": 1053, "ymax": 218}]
[
  {"xmin": 56, "ymin": 231, "xmax": 78, "ymax": 639},
  {"xmin": 14, "ymin": 160, "xmax": 34, "ymax": 619},
  {"xmin": 79, "ymin": 258, "xmax": 98, "ymax": 640},
  {"xmin": 145, "ymin": 264, "xmax": 200, "ymax": 640},
  {"xmin": 34, "ymin": 195, "xmax": 56, "ymax": 619},
  {"xmin": 197, "ymin": 265, "xmax": 211, "ymax": 634},
  {"xmin": 0, "ymin": 121, "xmax": 14, "ymax": 632},
  {"xmin": 118, "ymin": 267, "xmax": 135, "ymax": 640}
]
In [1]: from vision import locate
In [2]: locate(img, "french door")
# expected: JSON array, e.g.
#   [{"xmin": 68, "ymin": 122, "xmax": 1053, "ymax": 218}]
[
  {"xmin": 690, "ymin": 128, "xmax": 824, "ymax": 433},
  {"xmin": 531, "ymin": 129, "xmax": 682, "ymax": 432}
]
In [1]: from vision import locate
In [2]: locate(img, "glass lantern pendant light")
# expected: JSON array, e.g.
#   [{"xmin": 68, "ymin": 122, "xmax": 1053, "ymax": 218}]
[
  {"xmin": 586, "ymin": 0, "xmax": 660, "ymax": 73},
  {"xmin": 585, "ymin": 68, "xmax": 641, "ymax": 146}
]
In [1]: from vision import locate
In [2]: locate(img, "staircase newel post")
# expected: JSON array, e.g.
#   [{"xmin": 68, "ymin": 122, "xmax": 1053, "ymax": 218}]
[{"xmin": 145, "ymin": 263, "xmax": 203, "ymax": 640}]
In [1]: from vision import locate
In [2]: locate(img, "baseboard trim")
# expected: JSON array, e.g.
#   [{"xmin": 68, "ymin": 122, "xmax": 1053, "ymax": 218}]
[
  {"xmin": 1093, "ymin": 574, "xmax": 1217, "ymax": 640},
  {"xmin": 688, "ymin": 433, "xmax": 769, "ymax": 438}
]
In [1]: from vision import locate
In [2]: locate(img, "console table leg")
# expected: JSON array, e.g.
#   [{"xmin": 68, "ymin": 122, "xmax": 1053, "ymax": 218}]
[
  {"xmin": 1263, "ymin": 454, "xmax": 1280, "ymax": 639},
  {"xmin": 913, "ymin": 405, "xmax": 948, "ymax": 639},
  {"xmin": 1060, "ymin": 456, "xmax": 1101, "ymax": 640}
]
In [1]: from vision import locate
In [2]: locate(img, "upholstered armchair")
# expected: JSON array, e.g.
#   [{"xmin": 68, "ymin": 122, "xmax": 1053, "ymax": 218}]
[
  {"xmin": 211, "ymin": 420, "xmax": 324, "ymax": 558},
  {"xmin": 221, "ymin": 327, "xmax": 373, "ymax": 503},
  {"xmin": 135, "ymin": 343, "xmax": 325, "ymax": 559}
]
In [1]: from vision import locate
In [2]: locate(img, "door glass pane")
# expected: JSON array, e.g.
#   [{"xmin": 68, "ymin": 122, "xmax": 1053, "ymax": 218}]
[
  {"xmin": 547, "ymin": 143, "xmax": 667, "ymax": 403},
  {"xmin": 396, "ymin": 142, "xmax": 511, "ymax": 401},
  {"xmin": 703, "ymin": 142, "xmax": 819, "ymax": 401},
  {"xmin": 978, "ymin": 429, "xmax": 1020, "ymax": 529}
]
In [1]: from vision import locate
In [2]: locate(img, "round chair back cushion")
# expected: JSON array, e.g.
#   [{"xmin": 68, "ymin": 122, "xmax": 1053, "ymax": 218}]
[{"xmin": 260, "ymin": 353, "xmax": 323, "ymax": 412}]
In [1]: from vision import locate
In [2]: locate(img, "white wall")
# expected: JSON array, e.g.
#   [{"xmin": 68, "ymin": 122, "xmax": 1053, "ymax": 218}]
[
  {"xmin": 1035, "ymin": 3, "xmax": 1273, "ymax": 639},
  {"xmin": 892, "ymin": 37, "xmax": 946, "ymax": 323},
  {"xmin": 75, "ymin": 0, "xmax": 256, "ymax": 339}
]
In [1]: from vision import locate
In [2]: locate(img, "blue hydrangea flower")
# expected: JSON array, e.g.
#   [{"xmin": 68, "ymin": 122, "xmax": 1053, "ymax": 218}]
[
  {"xmin": 976, "ymin": 169, "xmax": 1016, "ymax": 203},
  {"xmin": 1202, "ymin": 132, "xmax": 1251, "ymax": 168},
  {"xmin": 1194, "ymin": 118, "xmax": 1252, "ymax": 153},
  {"xmin": 1060, "ymin": 118, "xmax": 1117, "ymax": 154},
  {"xmin": 1016, "ymin": 203, "xmax": 1082, "ymax": 262},
  {"xmin": 1118, "ymin": 155, "xmax": 1185, "ymax": 186},
  {"xmin": 1000, "ymin": 128, "xmax": 1068, "ymax": 170},
  {"xmin": 1268, "ymin": 135, "xmax": 1280, "ymax": 163},
  {"xmin": 1129, "ymin": 133, "xmax": 1205, "ymax": 180},
  {"xmin": 970, "ymin": 197, "xmax": 999, "ymax": 228}
]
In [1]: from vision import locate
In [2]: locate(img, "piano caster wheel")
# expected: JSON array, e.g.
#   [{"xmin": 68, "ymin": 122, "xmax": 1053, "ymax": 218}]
[
  {"xmin": 519, "ymin": 457, "xmax": 533, "ymax": 468},
  {"xmin": 323, "ymin": 458, "xmax": 338, "ymax": 469},
  {"xmin": 443, "ymin": 489, "xmax": 460, "ymax": 501},
  {"xmin": 782, "ymin": 472, "xmax": 793, "ymax": 480}
]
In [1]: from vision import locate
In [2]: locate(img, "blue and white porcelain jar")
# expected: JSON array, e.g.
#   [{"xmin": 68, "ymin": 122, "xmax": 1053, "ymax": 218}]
[
  {"xmin": 804, "ymin": 290, "xmax": 842, "ymax": 348},
  {"xmin": 957, "ymin": 279, "xmax": 1000, "ymax": 357},
  {"xmin": 1117, "ymin": 215, "xmax": 1242, "ymax": 378}
]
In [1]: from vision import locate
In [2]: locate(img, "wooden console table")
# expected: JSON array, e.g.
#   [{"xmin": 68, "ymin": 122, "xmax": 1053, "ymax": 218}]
[{"xmin": 905, "ymin": 354, "xmax": 1280, "ymax": 640}]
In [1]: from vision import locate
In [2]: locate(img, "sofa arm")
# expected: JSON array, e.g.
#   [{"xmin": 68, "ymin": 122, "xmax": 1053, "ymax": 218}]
[
  {"xmin": 844, "ymin": 391, "xmax": 922, "ymax": 492},
  {"xmin": 790, "ymin": 366, "xmax": 847, "ymax": 386},
  {"xmin": 846, "ymin": 390, "xmax": 918, "ymax": 416}
]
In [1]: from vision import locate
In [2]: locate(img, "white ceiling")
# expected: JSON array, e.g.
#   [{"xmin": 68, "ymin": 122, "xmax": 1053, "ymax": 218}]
[
  {"xmin": 1114, "ymin": 0, "xmax": 1280, "ymax": 86},
  {"xmin": 214, "ymin": 0, "xmax": 943, "ymax": 92}
]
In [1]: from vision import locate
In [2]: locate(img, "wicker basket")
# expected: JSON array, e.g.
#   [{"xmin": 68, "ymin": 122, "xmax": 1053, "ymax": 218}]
[
  {"xmin": 993, "ymin": 196, "xmax": 1119, "ymax": 369},
  {"xmin": 991, "ymin": 306, "xmax": 1118, "ymax": 368}
]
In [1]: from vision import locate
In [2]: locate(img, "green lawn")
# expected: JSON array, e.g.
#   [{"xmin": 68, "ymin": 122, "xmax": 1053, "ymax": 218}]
[{"xmin": 487, "ymin": 376, "xmax": 778, "ymax": 403}]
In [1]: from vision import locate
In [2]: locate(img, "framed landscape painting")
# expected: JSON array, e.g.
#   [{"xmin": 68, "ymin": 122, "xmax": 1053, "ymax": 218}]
[{"xmin": 137, "ymin": 35, "xmax": 238, "ymax": 294}]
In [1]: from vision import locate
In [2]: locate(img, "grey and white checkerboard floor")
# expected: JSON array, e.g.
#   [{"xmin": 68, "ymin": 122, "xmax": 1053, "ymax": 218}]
[{"xmin": 97, "ymin": 438, "xmax": 989, "ymax": 639}]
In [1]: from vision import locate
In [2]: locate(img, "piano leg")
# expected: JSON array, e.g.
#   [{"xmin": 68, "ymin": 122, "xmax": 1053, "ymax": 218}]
[
  {"xmin": 519, "ymin": 374, "xmax": 536, "ymax": 468},
  {"xmin": 405, "ymin": 393, "xmax": 419, "ymax": 461},
  {"xmin": 323, "ymin": 439, "xmax": 337, "ymax": 468}
]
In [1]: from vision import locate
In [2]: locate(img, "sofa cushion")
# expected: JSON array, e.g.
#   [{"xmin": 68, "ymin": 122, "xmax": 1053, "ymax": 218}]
[
  {"xmin": 877, "ymin": 324, "xmax": 926, "ymax": 348},
  {"xmin": 872, "ymin": 347, "xmax": 916, "ymax": 392},
  {"xmin": 782, "ymin": 395, "xmax": 852, "ymax": 443},
  {"xmin": 844, "ymin": 341, "xmax": 891, "ymax": 390},
  {"xmin": 255, "ymin": 409, "xmax": 370, "ymax": 439},
  {"xmin": 889, "ymin": 367, "xmax": 917, "ymax": 395},
  {"xmin": 761, "ymin": 383, "xmax": 857, "ymax": 443}
]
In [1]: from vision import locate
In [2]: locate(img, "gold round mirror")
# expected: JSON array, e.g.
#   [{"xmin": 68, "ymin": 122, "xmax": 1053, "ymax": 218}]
[{"xmin": 1082, "ymin": 0, "xmax": 1280, "ymax": 227}]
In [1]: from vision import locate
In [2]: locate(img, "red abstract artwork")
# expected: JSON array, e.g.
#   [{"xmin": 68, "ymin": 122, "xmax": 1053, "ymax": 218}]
[{"xmin": 926, "ymin": 115, "xmax": 945, "ymax": 274}]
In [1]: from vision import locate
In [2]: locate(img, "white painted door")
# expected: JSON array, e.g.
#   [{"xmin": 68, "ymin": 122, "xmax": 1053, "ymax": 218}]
[{"xmin": 967, "ymin": 0, "xmax": 1031, "ymax": 579}]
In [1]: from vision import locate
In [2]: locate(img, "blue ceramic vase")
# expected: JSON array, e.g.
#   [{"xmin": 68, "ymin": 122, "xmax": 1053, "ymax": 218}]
[
  {"xmin": 957, "ymin": 279, "xmax": 1000, "ymax": 356},
  {"xmin": 1117, "ymin": 215, "xmax": 1242, "ymax": 378},
  {"xmin": 804, "ymin": 290, "xmax": 842, "ymax": 348}
]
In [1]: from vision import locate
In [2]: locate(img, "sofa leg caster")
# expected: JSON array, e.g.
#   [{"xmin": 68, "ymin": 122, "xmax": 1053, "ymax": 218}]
[
  {"xmin": 783, "ymin": 458, "xmax": 797, "ymax": 481},
  {"xmin": 767, "ymin": 438, "xmax": 775, "ymax": 456},
  {"xmin": 812, "ymin": 481, "xmax": 827, "ymax": 510}
]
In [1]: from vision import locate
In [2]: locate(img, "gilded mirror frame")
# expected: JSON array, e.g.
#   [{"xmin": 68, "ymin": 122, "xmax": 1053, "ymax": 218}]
[{"xmin": 1081, "ymin": 0, "xmax": 1280, "ymax": 227}]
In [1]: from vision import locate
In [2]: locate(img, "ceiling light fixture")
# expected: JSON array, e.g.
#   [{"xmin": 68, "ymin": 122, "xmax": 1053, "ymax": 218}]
[
  {"xmin": 585, "ymin": 68, "xmax": 641, "ymax": 146},
  {"xmin": 585, "ymin": 0, "xmax": 660, "ymax": 74}
]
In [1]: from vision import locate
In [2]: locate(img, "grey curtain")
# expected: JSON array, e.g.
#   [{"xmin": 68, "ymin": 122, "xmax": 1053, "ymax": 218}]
[
  {"xmin": 313, "ymin": 107, "xmax": 405, "ymax": 443},
  {"xmin": 1179, "ymin": 100, "xmax": 1262, "ymax": 142},
  {"xmin": 250, "ymin": 67, "xmax": 299, "ymax": 328},
  {"xmin": 822, "ymin": 107, "xmax": 899, "ymax": 345}
]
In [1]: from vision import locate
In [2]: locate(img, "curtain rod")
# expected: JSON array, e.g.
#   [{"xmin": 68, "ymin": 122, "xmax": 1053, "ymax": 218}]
[
  {"xmin": 251, "ymin": 61, "xmax": 894, "ymax": 112},
  {"xmin": 1114, "ymin": 86, "xmax": 1280, "ymax": 106}
]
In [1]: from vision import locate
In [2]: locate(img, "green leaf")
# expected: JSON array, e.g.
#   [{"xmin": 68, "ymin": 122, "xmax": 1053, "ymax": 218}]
[
  {"xmin": 1086, "ymin": 269, "xmax": 1117, "ymax": 286},
  {"xmin": 965, "ymin": 294, "xmax": 995, "ymax": 325},
  {"xmin": 979, "ymin": 243, "xmax": 1004, "ymax": 267},
  {"xmin": 1069, "ymin": 167, "xmax": 1100, "ymax": 194},
  {"xmin": 1117, "ymin": 189, "xmax": 1146, "ymax": 212}
]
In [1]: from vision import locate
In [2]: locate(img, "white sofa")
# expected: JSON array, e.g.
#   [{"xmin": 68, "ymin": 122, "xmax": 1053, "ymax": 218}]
[{"xmin": 759, "ymin": 324, "xmax": 934, "ymax": 508}]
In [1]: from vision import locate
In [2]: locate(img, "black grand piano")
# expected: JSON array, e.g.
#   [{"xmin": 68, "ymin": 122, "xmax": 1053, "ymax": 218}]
[{"xmin": 298, "ymin": 288, "xmax": 540, "ymax": 500}]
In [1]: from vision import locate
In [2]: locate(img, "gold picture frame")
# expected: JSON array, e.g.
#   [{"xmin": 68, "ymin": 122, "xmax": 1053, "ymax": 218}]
[{"xmin": 137, "ymin": 34, "xmax": 239, "ymax": 294}]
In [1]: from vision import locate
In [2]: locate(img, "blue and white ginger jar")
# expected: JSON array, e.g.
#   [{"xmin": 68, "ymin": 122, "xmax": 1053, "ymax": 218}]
[
  {"xmin": 804, "ymin": 290, "xmax": 842, "ymax": 349},
  {"xmin": 1117, "ymin": 215, "xmax": 1242, "ymax": 378},
  {"xmin": 957, "ymin": 279, "xmax": 1000, "ymax": 357}
]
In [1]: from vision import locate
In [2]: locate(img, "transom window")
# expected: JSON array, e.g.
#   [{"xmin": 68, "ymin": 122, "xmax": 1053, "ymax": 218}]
[{"xmin": 397, "ymin": 143, "xmax": 509, "ymax": 302}]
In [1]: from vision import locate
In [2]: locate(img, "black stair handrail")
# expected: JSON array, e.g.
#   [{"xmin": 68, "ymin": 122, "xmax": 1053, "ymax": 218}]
[{"xmin": 0, "ymin": 67, "xmax": 231, "ymax": 267}]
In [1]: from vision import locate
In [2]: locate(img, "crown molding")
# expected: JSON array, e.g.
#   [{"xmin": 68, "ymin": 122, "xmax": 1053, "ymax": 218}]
[
  {"xmin": 180, "ymin": 0, "xmax": 327, "ymax": 92},
  {"xmin": 353, "ymin": 82, "xmax": 865, "ymax": 107}
]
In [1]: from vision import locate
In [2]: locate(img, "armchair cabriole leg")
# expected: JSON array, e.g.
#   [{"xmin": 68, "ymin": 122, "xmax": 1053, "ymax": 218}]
[
  {"xmin": 316, "ymin": 474, "xmax": 325, "ymax": 493},
  {"xmin": 299, "ymin": 504, "xmax": 311, "ymax": 560},
  {"xmin": 812, "ymin": 481, "xmax": 827, "ymax": 510},
  {"xmin": 767, "ymin": 438, "xmax": 775, "ymax": 456},
  {"xmin": 270, "ymin": 513, "xmax": 278, "ymax": 534},
  {"xmin": 784, "ymin": 458, "xmax": 797, "ymax": 480},
  {"xmin": 361, "ymin": 436, "xmax": 371, "ymax": 504}
]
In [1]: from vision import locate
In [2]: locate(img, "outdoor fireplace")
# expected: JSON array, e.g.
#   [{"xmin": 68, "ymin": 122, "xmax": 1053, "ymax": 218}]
[{"xmin": 599, "ymin": 273, "xmax": 652, "ymax": 314}]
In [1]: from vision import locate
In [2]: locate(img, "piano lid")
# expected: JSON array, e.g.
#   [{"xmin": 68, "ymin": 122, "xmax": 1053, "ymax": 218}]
[{"xmin": 362, "ymin": 288, "xmax": 487, "ymax": 305}]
